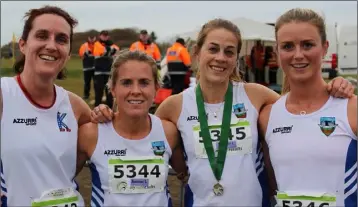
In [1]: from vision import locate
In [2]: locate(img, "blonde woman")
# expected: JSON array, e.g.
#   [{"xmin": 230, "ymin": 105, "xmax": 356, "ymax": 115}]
[
  {"xmin": 76, "ymin": 50, "xmax": 187, "ymax": 206},
  {"xmin": 258, "ymin": 8, "xmax": 357, "ymax": 207}
]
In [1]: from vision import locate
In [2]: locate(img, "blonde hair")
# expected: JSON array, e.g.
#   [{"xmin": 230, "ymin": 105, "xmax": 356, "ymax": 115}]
[
  {"xmin": 192, "ymin": 18, "xmax": 243, "ymax": 82},
  {"xmin": 107, "ymin": 49, "xmax": 160, "ymax": 111},
  {"xmin": 275, "ymin": 8, "xmax": 327, "ymax": 95}
]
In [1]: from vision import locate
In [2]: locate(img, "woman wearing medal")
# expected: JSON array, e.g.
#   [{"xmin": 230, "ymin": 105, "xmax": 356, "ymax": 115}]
[{"xmin": 91, "ymin": 19, "xmax": 354, "ymax": 206}]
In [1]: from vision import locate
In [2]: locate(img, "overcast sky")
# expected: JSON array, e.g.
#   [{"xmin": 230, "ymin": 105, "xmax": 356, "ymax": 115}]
[{"xmin": 1, "ymin": 1, "xmax": 357, "ymax": 46}]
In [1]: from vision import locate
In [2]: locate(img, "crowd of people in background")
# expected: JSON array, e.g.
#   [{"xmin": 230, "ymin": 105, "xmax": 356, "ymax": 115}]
[{"xmin": 79, "ymin": 28, "xmax": 194, "ymax": 107}]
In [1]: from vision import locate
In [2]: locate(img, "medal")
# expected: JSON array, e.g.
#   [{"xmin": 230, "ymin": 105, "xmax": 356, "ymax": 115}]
[
  {"xmin": 213, "ymin": 183, "xmax": 224, "ymax": 196},
  {"xmin": 196, "ymin": 82, "xmax": 233, "ymax": 197}
]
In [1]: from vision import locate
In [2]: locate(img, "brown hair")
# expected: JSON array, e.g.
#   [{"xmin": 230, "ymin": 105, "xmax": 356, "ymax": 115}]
[
  {"xmin": 107, "ymin": 49, "xmax": 160, "ymax": 112},
  {"xmin": 275, "ymin": 8, "xmax": 327, "ymax": 94},
  {"xmin": 192, "ymin": 18, "xmax": 243, "ymax": 82},
  {"xmin": 13, "ymin": 5, "xmax": 78, "ymax": 80}
]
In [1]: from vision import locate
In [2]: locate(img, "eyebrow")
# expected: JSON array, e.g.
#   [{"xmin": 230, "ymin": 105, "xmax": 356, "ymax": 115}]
[
  {"xmin": 280, "ymin": 39, "xmax": 316, "ymax": 44},
  {"xmin": 119, "ymin": 78, "xmax": 152, "ymax": 81},
  {"xmin": 209, "ymin": 42, "xmax": 236, "ymax": 49},
  {"xmin": 35, "ymin": 29, "xmax": 69, "ymax": 38}
]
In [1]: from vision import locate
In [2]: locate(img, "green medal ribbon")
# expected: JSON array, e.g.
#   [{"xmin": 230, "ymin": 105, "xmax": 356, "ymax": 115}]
[{"xmin": 195, "ymin": 82, "xmax": 233, "ymax": 194}]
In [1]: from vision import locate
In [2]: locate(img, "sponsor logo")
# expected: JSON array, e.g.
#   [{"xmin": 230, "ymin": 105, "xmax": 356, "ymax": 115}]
[
  {"xmin": 13, "ymin": 117, "xmax": 37, "ymax": 126},
  {"xmin": 273, "ymin": 125, "xmax": 293, "ymax": 134},
  {"xmin": 104, "ymin": 149, "xmax": 127, "ymax": 156}
]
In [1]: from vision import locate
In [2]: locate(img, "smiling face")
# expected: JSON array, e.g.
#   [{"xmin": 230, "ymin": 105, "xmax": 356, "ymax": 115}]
[
  {"xmin": 111, "ymin": 60, "xmax": 157, "ymax": 118},
  {"xmin": 195, "ymin": 28, "xmax": 239, "ymax": 84},
  {"xmin": 276, "ymin": 21, "xmax": 328, "ymax": 82},
  {"xmin": 19, "ymin": 13, "xmax": 71, "ymax": 79}
]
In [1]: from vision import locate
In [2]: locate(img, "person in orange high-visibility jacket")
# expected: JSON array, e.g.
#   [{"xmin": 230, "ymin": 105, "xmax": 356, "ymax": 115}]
[
  {"xmin": 78, "ymin": 35, "xmax": 96, "ymax": 99},
  {"xmin": 129, "ymin": 30, "xmax": 161, "ymax": 69},
  {"xmin": 166, "ymin": 38, "xmax": 191, "ymax": 95},
  {"xmin": 92, "ymin": 30, "xmax": 120, "ymax": 108}
]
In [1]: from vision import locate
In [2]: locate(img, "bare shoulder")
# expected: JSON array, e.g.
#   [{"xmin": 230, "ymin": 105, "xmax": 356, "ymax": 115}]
[
  {"xmin": 258, "ymin": 103, "xmax": 274, "ymax": 139},
  {"xmin": 68, "ymin": 91, "xmax": 91, "ymax": 126},
  {"xmin": 161, "ymin": 119, "xmax": 179, "ymax": 150},
  {"xmin": 244, "ymin": 83, "xmax": 280, "ymax": 112},
  {"xmin": 155, "ymin": 93, "xmax": 183, "ymax": 125},
  {"xmin": 347, "ymin": 95, "xmax": 357, "ymax": 136}
]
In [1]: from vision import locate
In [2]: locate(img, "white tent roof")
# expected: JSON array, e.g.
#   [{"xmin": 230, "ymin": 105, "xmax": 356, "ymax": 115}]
[{"xmin": 179, "ymin": 17, "xmax": 275, "ymax": 42}]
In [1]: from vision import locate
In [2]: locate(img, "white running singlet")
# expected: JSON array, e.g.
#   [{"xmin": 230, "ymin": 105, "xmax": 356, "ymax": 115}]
[
  {"xmin": 89, "ymin": 114, "xmax": 173, "ymax": 206},
  {"xmin": 177, "ymin": 82, "xmax": 270, "ymax": 206},
  {"xmin": 0, "ymin": 77, "xmax": 84, "ymax": 206},
  {"xmin": 266, "ymin": 94, "xmax": 357, "ymax": 207}
]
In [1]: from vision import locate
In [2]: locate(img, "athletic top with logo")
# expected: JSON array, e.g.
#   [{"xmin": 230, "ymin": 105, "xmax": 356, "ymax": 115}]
[
  {"xmin": 265, "ymin": 94, "xmax": 357, "ymax": 207},
  {"xmin": 89, "ymin": 114, "xmax": 173, "ymax": 206},
  {"xmin": 0, "ymin": 77, "xmax": 84, "ymax": 206},
  {"xmin": 178, "ymin": 82, "xmax": 269, "ymax": 206}
]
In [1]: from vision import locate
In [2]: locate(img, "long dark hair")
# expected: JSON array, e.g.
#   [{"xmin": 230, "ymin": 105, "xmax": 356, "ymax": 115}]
[{"xmin": 13, "ymin": 6, "xmax": 78, "ymax": 80}]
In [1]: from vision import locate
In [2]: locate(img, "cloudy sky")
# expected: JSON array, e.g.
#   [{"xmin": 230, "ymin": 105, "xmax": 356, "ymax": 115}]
[{"xmin": 1, "ymin": 1, "xmax": 357, "ymax": 46}]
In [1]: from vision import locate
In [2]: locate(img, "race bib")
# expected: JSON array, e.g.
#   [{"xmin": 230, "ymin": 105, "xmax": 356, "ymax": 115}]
[
  {"xmin": 108, "ymin": 156, "xmax": 166, "ymax": 194},
  {"xmin": 276, "ymin": 192, "xmax": 336, "ymax": 207},
  {"xmin": 193, "ymin": 120, "xmax": 252, "ymax": 158},
  {"xmin": 31, "ymin": 188, "xmax": 79, "ymax": 207}
]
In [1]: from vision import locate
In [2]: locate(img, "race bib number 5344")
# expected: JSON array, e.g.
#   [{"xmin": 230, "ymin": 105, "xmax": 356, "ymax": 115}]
[{"xmin": 108, "ymin": 157, "xmax": 166, "ymax": 194}]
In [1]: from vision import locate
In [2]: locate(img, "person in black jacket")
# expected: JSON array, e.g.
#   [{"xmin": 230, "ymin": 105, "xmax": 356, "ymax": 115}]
[{"xmin": 93, "ymin": 30, "xmax": 119, "ymax": 108}]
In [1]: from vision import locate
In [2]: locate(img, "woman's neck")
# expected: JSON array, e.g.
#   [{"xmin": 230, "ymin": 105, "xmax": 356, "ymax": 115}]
[
  {"xmin": 199, "ymin": 78, "xmax": 230, "ymax": 104},
  {"xmin": 286, "ymin": 76, "xmax": 330, "ymax": 113},
  {"xmin": 18, "ymin": 69, "xmax": 56, "ymax": 107},
  {"xmin": 113, "ymin": 113, "xmax": 151, "ymax": 140}
]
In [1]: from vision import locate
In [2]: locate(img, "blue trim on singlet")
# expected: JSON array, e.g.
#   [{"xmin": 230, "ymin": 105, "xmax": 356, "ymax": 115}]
[
  {"xmin": 89, "ymin": 163, "xmax": 104, "ymax": 207},
  {"xmin": 344, "ymin": 139, "xmax": 357, "ymax": 207},
  {"xmin": 184, "ymin": 184, "xmax": 194, "ymax": 207},
  {"xmin": 0, "ymin": 160, "xmax": 7, "ymax": 207}
]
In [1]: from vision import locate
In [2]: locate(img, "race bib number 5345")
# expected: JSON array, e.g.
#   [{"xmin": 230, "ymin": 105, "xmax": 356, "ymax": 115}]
[
  {"xmin": 108, "ymin": 157, "xmax": 166, "ymax": 194},
  {"xmin": 193, "ymin": 120, "xmax": 252, "ymax": 158}
]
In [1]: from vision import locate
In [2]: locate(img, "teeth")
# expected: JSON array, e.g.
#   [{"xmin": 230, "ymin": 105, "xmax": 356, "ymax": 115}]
[
  {"xmin": 39, "ymin": 55, "xmax": 56, "ymax": 61},
  {"xmin": 292, "ymin": 64, "xmax": 308, "ymax": 68},
  {"xmin": 211, "ymin": 66, "xmax": 225, "ymax": 71},
  {"xmin": 128, "ymin": 100, "xmax": 143, "ymax": 104}
]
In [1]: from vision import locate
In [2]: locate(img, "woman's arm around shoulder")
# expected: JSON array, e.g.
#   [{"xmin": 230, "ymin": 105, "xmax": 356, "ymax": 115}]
[
  {"xmin": 258, "ymin": 103, "xmax": 278, "ymax": 198},
  {"xmin": 76, "ymin": 121, "xmax": 99, "ymax": 176},
  {"xmin": 161, "ymin": 119, "xmax": 188, "ymax": 182}
]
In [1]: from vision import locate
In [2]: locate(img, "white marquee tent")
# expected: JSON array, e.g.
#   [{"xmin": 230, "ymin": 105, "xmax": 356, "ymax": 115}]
[{"xmin": 160, "ymin": 17, "xmax": 276, "ymax": 81}]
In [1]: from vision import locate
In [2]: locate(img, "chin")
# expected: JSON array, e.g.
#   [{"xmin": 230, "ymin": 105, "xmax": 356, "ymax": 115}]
[
  {"xmin": 36, "ymin": 69, "xmax": 60, "ymax": 79},
  {"xmin": 207, "ymin": 75, "xmax": 228, "ymax": 84}
]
